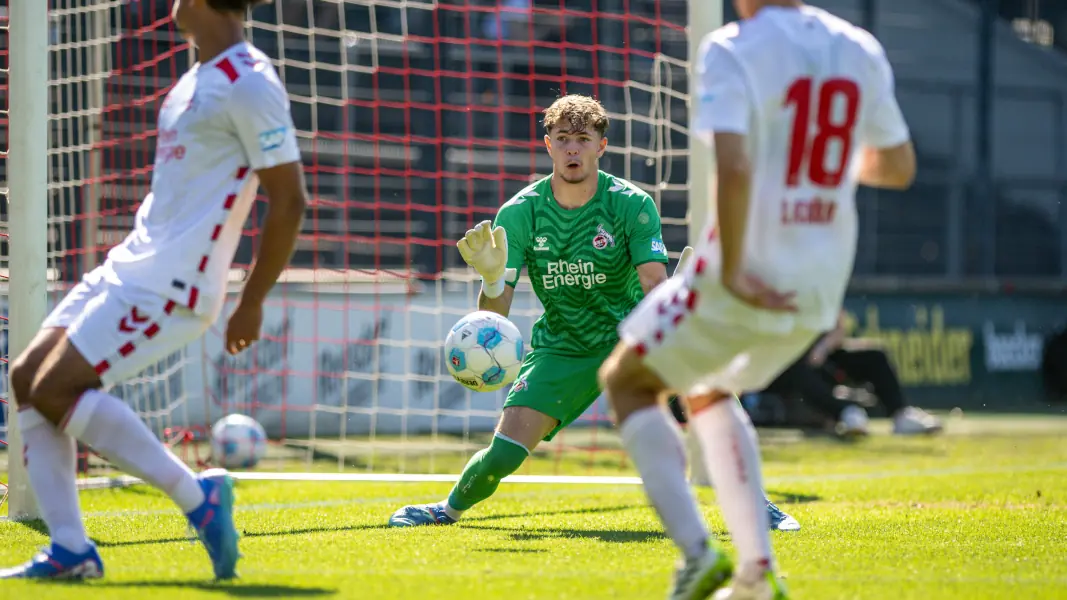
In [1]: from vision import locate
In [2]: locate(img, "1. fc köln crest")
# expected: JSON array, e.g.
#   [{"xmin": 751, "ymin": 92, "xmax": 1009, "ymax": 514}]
[{"xmin": 592, "ymin": 224, "xmax": 616, "ymax": 250}]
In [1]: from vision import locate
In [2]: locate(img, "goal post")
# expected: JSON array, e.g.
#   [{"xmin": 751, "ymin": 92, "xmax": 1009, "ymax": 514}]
[
  {"xmin": 2, "ymin": 0, "xmax": 724, "ymax": 503},
  {"xmin": 2, "ymin": 0, "xmax": 50, "ymax": 520},
  {"xmin": 688, "ymin": 0, "xmax": 722, "ymax": 249}
]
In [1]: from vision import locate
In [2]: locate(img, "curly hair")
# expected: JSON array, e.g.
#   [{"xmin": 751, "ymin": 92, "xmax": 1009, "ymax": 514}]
[
  {"xmin": 207, "ymin": 0, "xmax": 272, "ymax": 13},
  {"xmin": 542, "ymin": 94, "xmax": 609, "ymax": 137}
]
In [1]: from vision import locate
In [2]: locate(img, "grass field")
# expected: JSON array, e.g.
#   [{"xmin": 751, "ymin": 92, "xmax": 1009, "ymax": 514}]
[{"xmin": 2, "ymin": 414, "xmax": 1066, "ymax": 599}]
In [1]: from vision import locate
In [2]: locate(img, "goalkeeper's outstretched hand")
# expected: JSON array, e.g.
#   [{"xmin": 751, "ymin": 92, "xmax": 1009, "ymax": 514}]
[
  {"xmin": 457, "ymin": 220, "xmax": 516, "ymax": 298},
  {"xmin": 673, "ymin": 245, "xmax": 694, "ymax": 278}
]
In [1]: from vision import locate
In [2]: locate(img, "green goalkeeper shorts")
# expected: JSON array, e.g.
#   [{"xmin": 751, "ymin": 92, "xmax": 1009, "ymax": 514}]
[{"xmin": 503, "ymin": 346, "xmax": 614, "ymax": 442}]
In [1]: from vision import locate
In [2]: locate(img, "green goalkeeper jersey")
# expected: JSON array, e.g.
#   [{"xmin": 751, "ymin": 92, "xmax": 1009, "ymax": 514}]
[{"xmin": 495, "ymin": 170, "xmax": 669, "ymax": 355}]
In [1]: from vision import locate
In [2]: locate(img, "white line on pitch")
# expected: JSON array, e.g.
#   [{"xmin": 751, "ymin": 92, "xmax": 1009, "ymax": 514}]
[
  {"xmin": 221, "ymin": 461, "xmax": 1067, "ymax": 485},
  {"xmin": 6, "ymin": 485, "xmax": 634, "ymax": 521},
  {"xmin": 3, "ymin": 461, "xmax": 1063, "ymax": 523}
]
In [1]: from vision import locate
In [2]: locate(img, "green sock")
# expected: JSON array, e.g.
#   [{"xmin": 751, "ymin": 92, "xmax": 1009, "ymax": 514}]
[{"xmin": 447, "ymin": 433, "xmax": 530, "ymax": 512}]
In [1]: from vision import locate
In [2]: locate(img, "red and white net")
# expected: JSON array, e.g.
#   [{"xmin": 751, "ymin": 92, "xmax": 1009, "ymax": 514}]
[{"xmin": 3, "ymin": 0, "xmax": 692, "ymax": 482}]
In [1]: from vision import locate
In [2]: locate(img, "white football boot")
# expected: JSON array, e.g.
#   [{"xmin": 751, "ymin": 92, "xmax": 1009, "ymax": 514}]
[{"xmin": 892, "ymin": 406, "xmax": 944, "ymax": 435}]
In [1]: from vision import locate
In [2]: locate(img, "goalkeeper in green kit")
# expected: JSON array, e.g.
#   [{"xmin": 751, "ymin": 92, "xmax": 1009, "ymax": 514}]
[{"xmin": 388, "ymin": 95, "xmax": 797, "ymax": 532}]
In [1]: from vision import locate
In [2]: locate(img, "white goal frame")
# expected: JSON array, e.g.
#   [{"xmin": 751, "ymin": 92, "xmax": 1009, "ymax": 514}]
[
  {"xmin": 3, "ymin": 1, "xmax": 721, "ymax": 520},
  {"xmin": 5, "ymin": 0, "xmax": 51, "ymax": 521}
]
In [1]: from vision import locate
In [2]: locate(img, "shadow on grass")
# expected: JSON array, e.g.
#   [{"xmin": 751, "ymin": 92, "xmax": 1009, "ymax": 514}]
[
  {"xmin": 10, "ymin": 519, "xmax": 50, "ymax": 538},
  {"xmin": 84, "ymin": 523, "xmax": 392, "ymax": 549},
  {"xmin": 44, "ymin": 580, "xmax": 335, "ymax": 597},
  {"xmin": 462, "ymin": 503, "xmax": 642, "ymax": 524},
  {"xmin": 458, "ymin": 505, "xmax": 666, "ymax": 544},
  {"xmin": 15, "ymin": 503, "xmax": 663, "ymax": 550},
  {"xmin": 475, "ymin": 547, "xmax": 548, "ymax": 554},
  {"xmin": 765, "ymin": 490, "xmax": 820, "ymax": 504},
  {"xmin": 460, "ymin": 522, "xmax": 666, "ymax": 544}
]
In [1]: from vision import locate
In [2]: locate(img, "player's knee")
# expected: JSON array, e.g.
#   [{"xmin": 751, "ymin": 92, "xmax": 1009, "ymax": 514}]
[
  {"xmin": 597, "ymin": 357, "xmax": 617, "ymax": 392},
  {"xmin": 26, "ymin": 378, "xmax": 62, "ymax": 420},
  {"xmin": 598, "ymin": 345, "xmax": 629, "ymax": 392},
  {"xmin": 10, "ymin": 328, "xmax": 69, "ymax": 411},
  {"xmin": 9, "ymin": 354, "xmax": 37, "ymax": 409},
  {"xmin": 26, "ymin": 369, "xmax": 86, "ymax": 424},
  {"xmin": 600, "ymin": 344, "xmax": 666, "ymax": 426},
  {"xmin": 599, "ymin": 344, "xmax": 657, "ymax": 395}
]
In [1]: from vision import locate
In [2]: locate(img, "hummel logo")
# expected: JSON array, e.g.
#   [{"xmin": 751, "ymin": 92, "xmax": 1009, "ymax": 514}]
[
  {"xmin": 510, "ymin": 189, "xmax": 539, "ymax": 206},
  {"xmin": 534, "ymin": 236, "xmax": 550, "ymax": 251},
  {"xmin": 119, "ymin": 307, "xmax": 150, "ymax": 333}
]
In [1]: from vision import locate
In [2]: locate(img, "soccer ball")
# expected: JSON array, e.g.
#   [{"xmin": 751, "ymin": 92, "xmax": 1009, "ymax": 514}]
[
  {"xmin": 210, "ymin": 413, "xmax": 268, "ymax": 469},
  {"xmin": 445, "ymin": 310, "xmax": 525, "ymax": 392}
]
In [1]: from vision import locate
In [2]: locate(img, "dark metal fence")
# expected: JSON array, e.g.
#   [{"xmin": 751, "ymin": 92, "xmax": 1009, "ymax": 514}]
[{"xmin": 797, "ymin": 0, "xmax": 1067, "ymax": 285}]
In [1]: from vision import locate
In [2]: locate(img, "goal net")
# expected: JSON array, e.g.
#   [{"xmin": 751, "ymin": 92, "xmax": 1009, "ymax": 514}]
[{"xmin": 2, "ymin": 0, "xmax": 717, "ymax": 516}]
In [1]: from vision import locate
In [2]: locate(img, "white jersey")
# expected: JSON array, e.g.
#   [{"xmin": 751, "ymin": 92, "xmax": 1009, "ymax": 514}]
[
  {"xmin": 100, "ymin": 41, "xmax": 301, "ymax": 318},
  {"xmin": 693, "ymin": 5, "xmax": 910, "ymax": 331}
]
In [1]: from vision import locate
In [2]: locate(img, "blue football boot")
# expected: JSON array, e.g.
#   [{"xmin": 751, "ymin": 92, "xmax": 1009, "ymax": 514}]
[
  {"xmin": 0, "ymin": 542, "xmax": 103, "ymax": 579},
  {"xmin": 767, "ymin": 500, "xmax": 800, "ymax": 532},
  {"xmin": 186, "ymin": 468, "xmax": 240, "ymax": 579},
  {"xmin": 388, "ymin": 502, "xmax": 457, "ymax": 527}
]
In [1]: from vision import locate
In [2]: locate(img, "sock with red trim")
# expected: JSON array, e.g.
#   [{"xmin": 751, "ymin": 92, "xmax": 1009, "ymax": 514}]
[
  {"xmin": 19, "ymin": 408, "xmax": 92, "ymax": 553},
  {"xmin": 63, "ymin": 389, "xmax": 205, "ymax": 512},
  {"xmin": 619, "ymin": 405, "xmax": 710, "ymax": 560},
  {"xmin": 690, "ymin": 398, "xmax": 774, "ymax": 571}
]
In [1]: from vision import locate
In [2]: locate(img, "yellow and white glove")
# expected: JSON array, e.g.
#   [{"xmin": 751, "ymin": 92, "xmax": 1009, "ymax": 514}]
[
  {"xmin": 673, "ymin": 245, "xmax": 694, "ymax": 277},
  {"xmin": 457, "ymin": 220, "xmax": 517, "ymax": 299}
]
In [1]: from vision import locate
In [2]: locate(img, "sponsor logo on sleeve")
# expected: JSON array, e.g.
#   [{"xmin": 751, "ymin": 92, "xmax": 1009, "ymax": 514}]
[
  {"xmin": 258, "ymin": 126, "xmax": 289, "ymax": 152},
  {"xmin": 650, "ymin": 239, "xmax": 667, "ymax": 256}
]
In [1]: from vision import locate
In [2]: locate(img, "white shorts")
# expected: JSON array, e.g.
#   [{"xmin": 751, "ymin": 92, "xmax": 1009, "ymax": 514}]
[
  {"xmin": 619, "ymin": 256, "xmax": 821, "ymax": 397},
  {"xmin": 42, "ymin": 269, "xmax": 213, "ymax": 388}
]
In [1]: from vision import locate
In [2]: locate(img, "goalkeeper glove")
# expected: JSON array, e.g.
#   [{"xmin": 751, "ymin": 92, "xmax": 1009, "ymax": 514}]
[
  {"xmin": 673, "ymin": 245, "xmax": 694, "ymax": 278},
  {"xmin": 457, "ymin": 220, "xmax": 517, "ymax": 299}
]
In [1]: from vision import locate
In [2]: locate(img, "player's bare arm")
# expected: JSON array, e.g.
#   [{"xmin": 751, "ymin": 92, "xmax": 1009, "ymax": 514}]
[
  {"xmin": 859, "ymin": 38, "xmax": 916, "ymax": 191},
  {"xmin": 858, "ymin": 142, "xmax": 916, "ymax": 190},
  {"xmin": 715, "ymin": 132, "xmax": 753, "ymax": 284},
  {"xmin": 636, "ymin": 262, "xmax": 668, "ymax": 294},
  {"xmin": 222, "ymin": 57, "xmax": 309, "ymax": 356},
  {"xmin": 227, "ymin": 161, "xmax": 308, "ymax": 354},
  {"xmin": 478, "ymin": 283, "xmax": 515, "ymax": 317},
  {"xmin": 636, "ymin": 243, "xmax": 692, "ymax": 294},
  {"xmin": 715, "ymin": 132, "xmax": 798, "ymax": 312},
  {"xmin": 237, "ymin": 162, "xmax": 308, "ymax": 306}
]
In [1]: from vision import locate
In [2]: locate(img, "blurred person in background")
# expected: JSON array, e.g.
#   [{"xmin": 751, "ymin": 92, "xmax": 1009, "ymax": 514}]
[{"xmin": 764, "ymin": 312, "xmax": 943, "ymax": 436}]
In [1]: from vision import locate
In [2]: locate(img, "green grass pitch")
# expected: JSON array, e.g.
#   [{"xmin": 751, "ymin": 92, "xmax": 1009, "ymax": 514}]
[{"xmin": 2, "ymin": 414, "xmax": 1066, "ymax": 599}]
